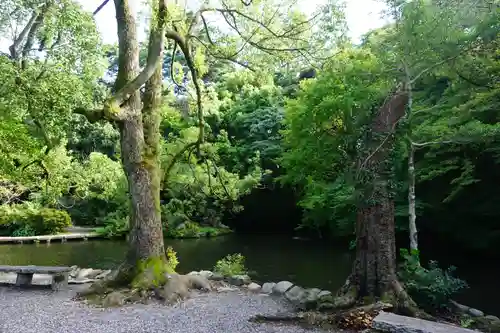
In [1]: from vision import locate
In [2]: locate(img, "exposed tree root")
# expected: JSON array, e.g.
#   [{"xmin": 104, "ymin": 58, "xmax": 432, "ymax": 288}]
[
  {"xmin": 74, "ymin": 258, "xmax": 210, "ymax": 307},
  {"xmin": 250, "ymin": 301, "xmax": 393, "ymax": 330},
  {"xmin": 251, "ymin": 279, "xmax": 433, "ymax": 331}
]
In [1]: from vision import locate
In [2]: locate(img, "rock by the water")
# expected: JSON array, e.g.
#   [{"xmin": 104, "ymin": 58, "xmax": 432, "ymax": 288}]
[
  {"xmin": 103, "ymin": 291, "xmax": 126, "ymax": 307},
  {"xmin": 247, "ymin": 282, "xmax": 261, "ymax": 292},
  {"xmin": 272, "ymin": 281, "xmax": 293, "ymax": 294},
  {"xmin": 209, "ymin": 273, "xmax": 224, "ymax": 281},
  {"xmin": 318, "ymin": 290, "xmax": 332, "ymax": 299},
  {"xmin": 69, "ymin": 265, "xmax": 79, "ymax": 278},
  {"xmin": 485, "ymin": 315, "xmax": 500, "ymax": 322},
  {"xmin": 285, "ymin": 285, "xmax": 305, "ymax": 303},
  {"xmin": 86, "ymin": 269, "xmax": 104, "ymax": 279},
  {"xmin": 184, "ymin": 274, "xmax": 211, "ymax": 291},
  {"xmin": 158, "ymin": 275, "xmax": 189, "ymax": 303},
  {"xmin": 76, "ymin": 268, "xmax": 94, "ymax": 280},
  {"xmin": 475, "ymin": 315, "xmax": 500, "ymax": 332},
  {"xmin": 227, "ymin": 274, "xmax": 251, "ymax": 286},
  {"xmin": 69, "ymin": 278, "xmax": 94, "ymax": 284},
  {"xmin": 95, "ymin": 269, "xmax": 112, "ymax": 279},
  {"xmin": 284, "ymin": 287, "xmax": 321, "ymax": 310},
  {"xmin": 261, "ymin": 282, "xmax": 276, "ymax": 294},
  {"xmin": 318, "ymin": 301, "xmax": 335, "ymax": 311},
  {"xmin": 301, "ymin": 288, "xmax": 321, "ymax": 310},
  {"xmin": 188, "ymin": 271, "xmax": 199, "ymax": 275},
  {"xmin": 199, "ymin": 270, "xmax": 213, "ymax": 279},
  {"xmin": 373, "ymin": 311, "xmax": 477, "ymax": 333},
  {"xmin": 468, "ymin": 308, "xmax": 484, "ymax": 317}
]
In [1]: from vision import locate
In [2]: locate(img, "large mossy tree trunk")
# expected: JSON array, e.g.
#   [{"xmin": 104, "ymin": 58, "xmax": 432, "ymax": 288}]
[
  {"xmin": 108, "ymin": 0, "xmax": 168, "ymax": 285},
  {"xmin": 334, "ymin": 89, "xmax": 420, "ymax": 316}
]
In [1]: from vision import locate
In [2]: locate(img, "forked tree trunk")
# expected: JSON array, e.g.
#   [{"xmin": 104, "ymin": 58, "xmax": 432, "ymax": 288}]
[
  {"xmin": 112, "ymin": 0, "xmax": 166, "ymax": 282},
  {"xmin": 335, "ymin": 89, "xmax": 419, "ymax": 315}
]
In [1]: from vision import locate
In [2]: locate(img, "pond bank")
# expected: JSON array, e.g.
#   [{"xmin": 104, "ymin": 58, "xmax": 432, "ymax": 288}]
[
  {"xmin": 1, "ymin": 235, "xmax": 499, "ymax": 317},
  {"xmin": 0, "ymin": 225, "xmax": 233, "ymax": 244},
  {"xmin": 0, "ymin": 227, "xmax": 101, "ymax": 244}
]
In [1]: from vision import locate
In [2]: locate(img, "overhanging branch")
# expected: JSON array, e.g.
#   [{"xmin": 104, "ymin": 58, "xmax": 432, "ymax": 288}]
[{"xmin": 111, "ymin": 0, "xmax": 167, "ymax": 107}]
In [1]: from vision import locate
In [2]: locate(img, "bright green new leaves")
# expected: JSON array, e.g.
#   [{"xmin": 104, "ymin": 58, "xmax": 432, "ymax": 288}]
[{"xmin": 281, "ymin": 49, "xmax": 392, "ymax": 235}]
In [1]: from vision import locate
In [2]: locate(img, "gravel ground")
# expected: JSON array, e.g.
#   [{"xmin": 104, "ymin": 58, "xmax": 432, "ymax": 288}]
[{"xmin": 0, "ymin": 285, "xmax": 336, "ymax": 333}]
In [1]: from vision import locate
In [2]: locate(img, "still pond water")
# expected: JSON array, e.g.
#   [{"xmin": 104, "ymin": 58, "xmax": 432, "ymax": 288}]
[{"xmin": 0, "ymin": 234, "xmax": 498, "ymax": 316}]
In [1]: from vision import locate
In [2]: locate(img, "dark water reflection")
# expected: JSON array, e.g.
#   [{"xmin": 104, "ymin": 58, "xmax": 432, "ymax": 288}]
[
  {"xmin": 0, "ymin": 234, "xmax": 498, "ymax": 316},
  {"xmin": 0, "ymin": 235, "xmax": 352, "ymax": 290}
]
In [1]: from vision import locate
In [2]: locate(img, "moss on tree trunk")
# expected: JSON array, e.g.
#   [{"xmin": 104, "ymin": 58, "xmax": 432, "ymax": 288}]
[
  {"xmin": 332, "ymin": 88, "xmax": 423, "ymax": 316},
  {"xmin": 107, "ymin": 0, "xmax": 168, "ymax": 287}
]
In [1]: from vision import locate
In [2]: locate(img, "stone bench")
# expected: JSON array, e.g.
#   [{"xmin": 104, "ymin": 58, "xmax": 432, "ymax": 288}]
[
  {"xmin": 0, "ymin": 265, "xmax": 71, "ymax": 290},
  {"xmin": 373, "ymin": 311, "xmax": 478, "ymax": 333}
]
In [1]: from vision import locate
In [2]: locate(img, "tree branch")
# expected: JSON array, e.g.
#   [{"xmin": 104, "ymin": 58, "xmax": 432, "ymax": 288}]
[
  {"xmin": 93, "ymin": 0, "xmax": 111, "ymax": 16},
  {"xmin": 77, "ymin": 0, "xmax": 167, "ymax": 123},
  {"xmin": 411, "ymin": 140, "xmax": 454, "ymax": 148},
  {"xmin": 166, "ymin": 28, "xmax": 205, "ymax": 146},
  {"xmin": 21, "ymin": 3, "xmax": 51, "ymax": 69},
  {"xmin": 164, "ymin": 142, "xmax": 198, "ymax": 182},
  {"xmin": 74, "ymin": 107, "xmax": 106, "ymax": 123},
  {"xmin": 111, "ymin": 0, "xmax": 167, "ymax": 108},
  {"xmin": 9, "ymin": 11, "xmax": 38, "ymax": 60}
]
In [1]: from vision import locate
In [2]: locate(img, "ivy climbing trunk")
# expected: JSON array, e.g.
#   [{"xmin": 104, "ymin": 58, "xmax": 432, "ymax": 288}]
[
  {"xmin": 112, "ymin": 0, "xmax": 166, "ymax": 280},
  {"xmin": 334, "ymin": 89, "xmax": 420, "ymax": 315}
]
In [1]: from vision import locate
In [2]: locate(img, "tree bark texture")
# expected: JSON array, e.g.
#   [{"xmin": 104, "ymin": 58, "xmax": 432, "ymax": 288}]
[
  {"xmin": 340, "ymin": 90, "xmax": 410, "ymax": 306},
  {"xmin": 113, "ymin": 0, "xmax": 165, "ymax": 269},
  {"xmin": 408, "ymin": 143, "xmax": 418, "ymax": 252}
]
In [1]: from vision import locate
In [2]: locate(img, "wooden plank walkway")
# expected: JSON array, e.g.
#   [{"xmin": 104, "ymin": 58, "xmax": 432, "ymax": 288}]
[{"xmin": 0, "ymin": 227, "xmax": 102, "ymax": 244}]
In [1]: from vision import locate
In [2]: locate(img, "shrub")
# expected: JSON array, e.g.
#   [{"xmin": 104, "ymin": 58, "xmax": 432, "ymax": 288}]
[
  {"xmin": 0, "ymin": 204, "xmax": 70, "ymax": 235},
  {"xmin": 95, "ymin": 210, "xmax": 129, "ymax": 238},
  {"xmin": 166, "ymin": 246, "xmax": 179, "ymax": 271},
  {"xmin": 31, "ymin": 208, "xmax": 71, "ymax": 234},
  {"xmin": 11, "ymin": 224, "xmax": 36, "ymax": 237},
  {"xmin": 165, "ymin": 221, "xmax": 201, "ymax": 238},
  {"xmin": 214, "ymin": 253, "xmax": 247, "ymax": 276},
  {"xmin": 398, "ymin": 248, "xmax": 468, "ymax": 313}
]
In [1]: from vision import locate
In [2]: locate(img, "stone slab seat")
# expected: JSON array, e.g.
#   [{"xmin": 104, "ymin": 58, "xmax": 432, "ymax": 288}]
[
  {"xmin": 373, "ymin": 311, "xmax": 478, "ymax": 333},
  {"xmin": 0, "ymin": 265, "xmax": 71, "ymax": 291}
]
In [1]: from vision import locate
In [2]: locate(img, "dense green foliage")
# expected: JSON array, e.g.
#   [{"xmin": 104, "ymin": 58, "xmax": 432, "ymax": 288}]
[
  {"xmin": 399, "ymin": 249, "xmax": 468, "ymax": 313},
  {"xmin": 214, "ymin": 253, "xmax": 247, "ymax": 277},
  {"xmin": 0, "ymin": 203, "xmax": 71, "ymax": 236},
  {"xmin": 0, "ymin": 0, "xmax": 498, "ymax": 256}
]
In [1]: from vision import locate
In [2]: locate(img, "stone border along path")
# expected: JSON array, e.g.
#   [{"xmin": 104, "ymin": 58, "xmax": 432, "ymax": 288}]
[
  {"xmin": 0, "ymin": 266, "xmax": 334, "ymax": 309},
  {"xmin": 187, "ymin": 270, "xmax": 334, "ymax": 311}
]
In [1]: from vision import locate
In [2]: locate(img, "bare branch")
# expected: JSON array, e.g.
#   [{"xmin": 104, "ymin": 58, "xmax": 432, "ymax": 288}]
[
  {"xmin": 74, "ymin": 107, "xmax": 106, "ymax": 123},
  {"xmin": 164, "ymin": 141, "xmax": 198, "ymax": 181},
  {"xmin": 169, "ymin": 42, "xmax": 183, "ymax": 88},
  {"xmin": 9, "ymin": 11, "xmax": 38, "ymax": 59},
  {"xmin": 411, "ymin": 140, "xmax": 454, "ymax": 147},
  {"xmin": 93, "ymin": 0, "xmax": 111, "ymax": 16},
  {"xmin": 410, "ymin": 55, "xmax": 459, "ymax": 84},
  {"xmin": 166, "ymin": 28, "xmax": 205, "ymax": 146},
  {"xmin": 21, "ymin": 3, "xmax": 52, "ymax": 69}
]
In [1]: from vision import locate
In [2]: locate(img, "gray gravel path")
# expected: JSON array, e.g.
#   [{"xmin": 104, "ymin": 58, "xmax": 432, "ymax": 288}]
[{"xmin": 0, "ymin": 286, "xmax": 335, "ymax": 333}]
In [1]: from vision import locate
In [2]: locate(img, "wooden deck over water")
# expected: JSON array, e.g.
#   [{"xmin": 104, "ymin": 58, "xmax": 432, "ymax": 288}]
[{"xmin": 0, "ymin": 227, "xmax": 102, "ymax": 244}]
